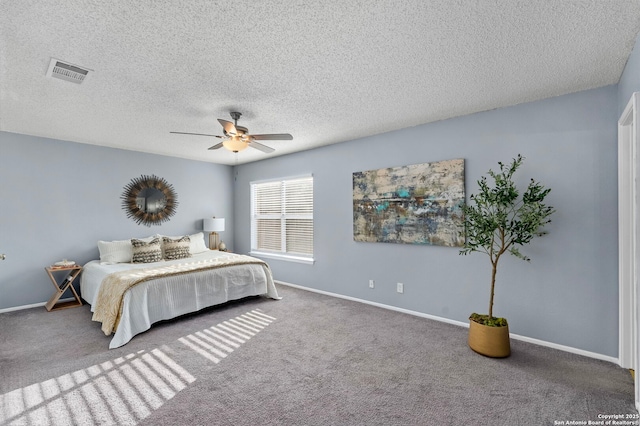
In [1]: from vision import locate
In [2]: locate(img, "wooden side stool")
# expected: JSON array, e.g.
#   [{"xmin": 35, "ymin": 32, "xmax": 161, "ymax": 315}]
[{"xmin": 44, "ymin": 264, "xmax": 83, "ymax": 311}]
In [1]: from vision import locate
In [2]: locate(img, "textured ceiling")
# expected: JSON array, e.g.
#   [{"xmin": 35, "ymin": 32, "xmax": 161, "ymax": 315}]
[{"xmin": 1, "ymin": 1, "xmax": 640, "ymax": 165}]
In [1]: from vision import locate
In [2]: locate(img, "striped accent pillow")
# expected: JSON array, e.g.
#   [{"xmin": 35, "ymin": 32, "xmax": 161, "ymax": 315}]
[
  {"xmin": 131, "ymin": 237, "xmax": 162, "ymax": 263},
  {"xmin": 162, "ymin": 236, "xmax": 191, "ymax": 260}
]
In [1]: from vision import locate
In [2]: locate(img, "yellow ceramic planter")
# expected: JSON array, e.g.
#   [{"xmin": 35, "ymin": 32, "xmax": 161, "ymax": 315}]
[{"xmin": 468, "ymin": 319, "xmax": 511, "ymax": 358}]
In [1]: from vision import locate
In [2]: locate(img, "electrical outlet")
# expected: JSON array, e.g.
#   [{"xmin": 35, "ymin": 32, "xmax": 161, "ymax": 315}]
[
  {"xmin": 369, "ymin": 279, "xmax": 375, "ymax": 289},
  {"xmin": 397, "ymin": 282, "xmax": 404, "ymax": 293}
]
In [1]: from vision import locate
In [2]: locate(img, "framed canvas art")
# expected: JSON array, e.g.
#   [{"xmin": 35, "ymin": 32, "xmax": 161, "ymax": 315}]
[{"xmin": 353, "ymin": 158, "xmax": 465, "ymax": 247}]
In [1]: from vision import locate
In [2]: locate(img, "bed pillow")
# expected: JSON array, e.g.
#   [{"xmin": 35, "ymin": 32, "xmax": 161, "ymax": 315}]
[
  {"xmin": 131, "ymin": 237, "xmax": 162, "ymax": 263},
  {"xmin": 162, "ymin": 236, "xmax": 191, "ymax": 260},
  {"xmin": 188, "ymin": 232, "xmax": 208, "ymax": 254},
  {"xmin": 98, "ymin": 239, "xmax": 133, "ymax": 264}
]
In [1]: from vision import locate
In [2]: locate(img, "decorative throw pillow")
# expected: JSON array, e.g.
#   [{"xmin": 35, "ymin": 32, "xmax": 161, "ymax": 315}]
[
  {"xmin": 131, "ymin": 237, "xmax": 162, "ymax": 263},
  {"xmin": 159, "ymin": 232, "xmax": 207, "ymax": 255},
  {"xmin": 162, "ymin": 236, "xmax": 191, "ymax": 260}
]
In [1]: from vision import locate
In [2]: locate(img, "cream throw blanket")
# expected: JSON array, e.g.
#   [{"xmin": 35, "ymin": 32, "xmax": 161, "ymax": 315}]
[{"xmin": 92, "ymin": 254, "xmax": 270, "ymax": 335}]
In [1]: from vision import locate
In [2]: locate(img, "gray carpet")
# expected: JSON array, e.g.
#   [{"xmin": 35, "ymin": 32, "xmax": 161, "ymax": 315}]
[{"xmin": 0, "ymin": 284, "xmax": 636, "ymax": 426}]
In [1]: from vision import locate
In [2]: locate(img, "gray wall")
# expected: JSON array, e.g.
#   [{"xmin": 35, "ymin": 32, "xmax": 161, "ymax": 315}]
[
  {"xmin": 0, "ymin": 132, "xmax": 233, "ymax": 309},
  {"xmin": 233, "ymin": 85, "xmax": 619, "ymax": 357}
]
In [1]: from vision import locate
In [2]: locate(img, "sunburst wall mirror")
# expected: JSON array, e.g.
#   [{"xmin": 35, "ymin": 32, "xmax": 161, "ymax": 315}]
[{"xmin": 121, "ymin": 174, "xmax": 178, "ymax": 226}]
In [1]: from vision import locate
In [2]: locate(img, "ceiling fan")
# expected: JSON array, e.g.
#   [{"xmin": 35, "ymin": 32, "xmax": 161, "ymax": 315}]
[{"xmin": 170, "ymin": 111, "xmax": 293, "ymax": 153}]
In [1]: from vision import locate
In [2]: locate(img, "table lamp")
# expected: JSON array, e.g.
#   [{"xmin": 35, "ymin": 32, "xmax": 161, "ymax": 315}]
[{"xmin": 203, "ymin": 217, "xmax": 225, "ymax": 250}]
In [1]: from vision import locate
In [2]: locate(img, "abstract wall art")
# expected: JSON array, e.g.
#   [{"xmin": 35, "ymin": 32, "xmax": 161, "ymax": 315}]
[{"xmin": 353, "ymin": 158, "xmax": 465, "ymax": 247}]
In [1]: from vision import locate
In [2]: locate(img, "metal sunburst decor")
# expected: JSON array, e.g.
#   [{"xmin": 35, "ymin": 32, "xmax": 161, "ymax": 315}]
[{"xmin": 121, "ymin": 174, "xmax": 178, "ymax": 227}]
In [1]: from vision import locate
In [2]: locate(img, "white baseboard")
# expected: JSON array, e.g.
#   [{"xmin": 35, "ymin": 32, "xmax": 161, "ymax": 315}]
[
  {"xmin": 275, "ymin": 280, "xmax": 620, "ymax": 365},
  {"xmin": 0, "ymin": 298, "xmax": 76, "ymax": 314}
]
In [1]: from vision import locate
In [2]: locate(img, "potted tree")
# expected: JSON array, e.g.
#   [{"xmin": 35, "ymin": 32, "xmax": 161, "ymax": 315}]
[{"xmin": 460, "ymin": 154, "xmax": 554, "ymax": 357}]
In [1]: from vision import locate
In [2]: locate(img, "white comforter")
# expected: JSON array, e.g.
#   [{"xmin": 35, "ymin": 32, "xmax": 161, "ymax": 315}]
[{"xmin": 80, "ymin": 250, "xmax": 279, "ymax": 349}]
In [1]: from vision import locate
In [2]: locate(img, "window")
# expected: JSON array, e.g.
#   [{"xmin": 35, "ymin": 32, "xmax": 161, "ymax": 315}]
[{"xmin": 250, "ymin": 175, "xmax": 314, "ymax": 263}]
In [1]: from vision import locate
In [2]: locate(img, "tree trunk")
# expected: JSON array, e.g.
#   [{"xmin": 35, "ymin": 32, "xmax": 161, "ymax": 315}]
[{"xmin": 489, "ymin": 259, "xmax": 498, "ymax": 319}]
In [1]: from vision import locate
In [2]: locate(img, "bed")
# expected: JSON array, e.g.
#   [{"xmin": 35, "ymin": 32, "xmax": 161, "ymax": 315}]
[{"xmin": 81, "ymin": 246, "xmax": 279, "ymax": 349}]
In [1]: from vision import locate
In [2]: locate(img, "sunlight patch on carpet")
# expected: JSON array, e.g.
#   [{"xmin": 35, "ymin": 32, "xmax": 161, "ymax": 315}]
[
  {"xmin": 178, "ymin": 309, "xmax": 276, "ymax": 363},
  {"xmin": 0, "ymin": 349, "xmax": 195, "ymax": 425},
  {"xmin": 0, "ymin": 309, "xmax": 276, "ymax": 425}
]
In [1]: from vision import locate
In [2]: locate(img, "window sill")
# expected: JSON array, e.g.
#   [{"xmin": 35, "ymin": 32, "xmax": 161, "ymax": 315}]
[{"xmin": 249, "ymin": 251, "xmax": 315, "ymax": 265}]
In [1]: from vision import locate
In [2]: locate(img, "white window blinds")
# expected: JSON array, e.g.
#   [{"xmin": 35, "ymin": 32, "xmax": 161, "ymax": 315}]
[{"xmin": 251, "ymin": 176, "xmax": 314, "ymax": 259}]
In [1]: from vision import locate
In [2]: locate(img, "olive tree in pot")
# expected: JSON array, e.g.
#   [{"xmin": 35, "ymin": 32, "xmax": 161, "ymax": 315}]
[{"xmin": 460, "ymin": 154, "xmax": 554, "ymax": 357}]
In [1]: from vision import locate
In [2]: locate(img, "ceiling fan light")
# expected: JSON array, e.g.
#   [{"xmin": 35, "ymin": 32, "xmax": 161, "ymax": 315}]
[{"xmin": 223, "ymin": 136, "xmax": 248, "ymax": 152}]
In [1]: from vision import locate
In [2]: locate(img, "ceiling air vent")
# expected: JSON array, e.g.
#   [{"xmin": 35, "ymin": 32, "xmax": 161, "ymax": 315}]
[{"xmin": 46, "ymin": 58, "xmax": 91, "ymax": 84}]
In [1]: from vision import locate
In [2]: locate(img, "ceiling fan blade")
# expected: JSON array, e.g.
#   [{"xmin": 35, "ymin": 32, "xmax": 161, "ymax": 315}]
[
  {"xmin": 248, "ymin": 140, "xmax": 275, "ymax": 153},
  {"xmin": 218, "ymin": 119, "xmax": 237, "ymax": 136},
  {"xmin": 208, "ymin": 142, "xmax": 224, "ymax": 150},
  {"xmin": 171, "ymin": 131, "xmax": 222, "ymax": 138},
  {"xmin": 251, "ymin": 133, "xmax": 293, "ymax": 141}
]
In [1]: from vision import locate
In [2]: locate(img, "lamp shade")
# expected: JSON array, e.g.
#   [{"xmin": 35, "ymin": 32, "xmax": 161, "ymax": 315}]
[
  {"xmin": 222, "ymin": 136, "xmax": 248, "ymax": 152},
  {"xmin": 203, "ymin": 218, "xmax": 225, "ymax": 232}
]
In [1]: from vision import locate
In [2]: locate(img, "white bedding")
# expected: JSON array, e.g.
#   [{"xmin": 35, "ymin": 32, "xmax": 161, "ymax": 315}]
[{"xmin": 80, "ymin": 250, "xmax": 279, "ymax": 348}]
